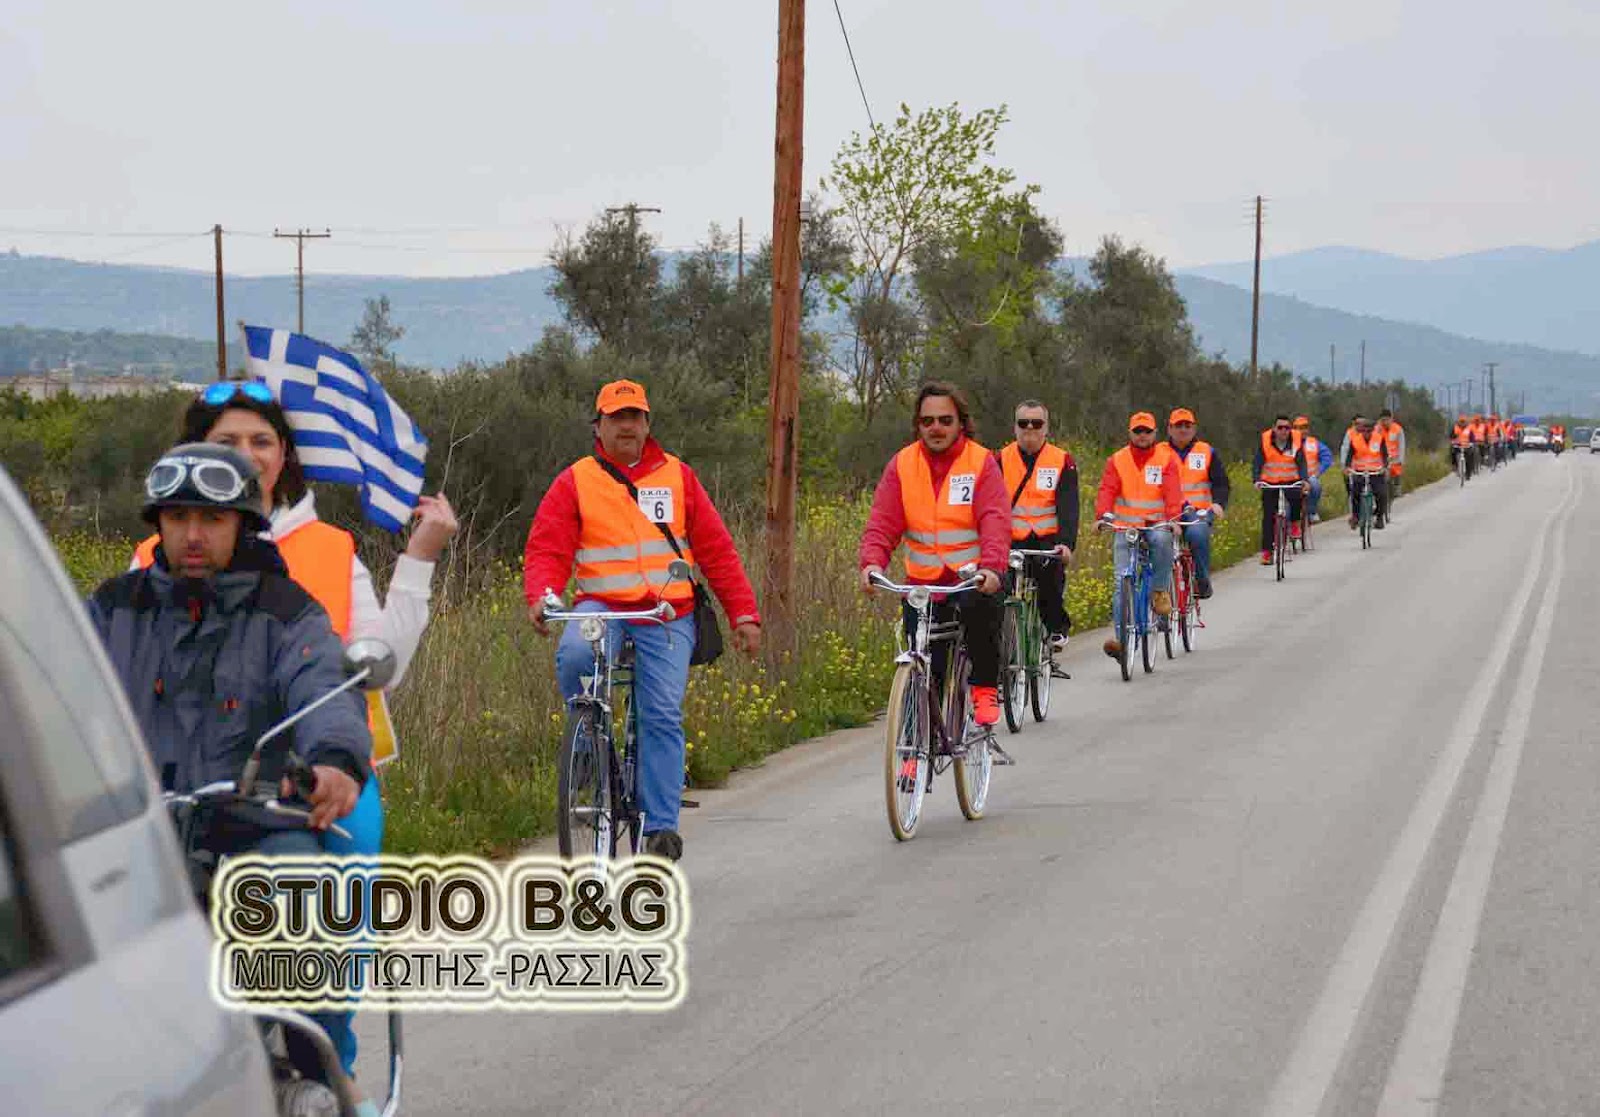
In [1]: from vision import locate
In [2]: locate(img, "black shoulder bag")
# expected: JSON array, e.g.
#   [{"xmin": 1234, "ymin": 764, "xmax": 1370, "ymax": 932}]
[{"xmin": 591, "ymin": 456, "xmax": 724, "ymax": 666}]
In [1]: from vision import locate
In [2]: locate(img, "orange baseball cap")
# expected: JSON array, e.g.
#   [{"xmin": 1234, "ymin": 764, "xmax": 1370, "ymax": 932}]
[
  {"xmin": 1168, "ymin": 408, "xmax": 1196, "ymax": 425},
  {"xmin": 1292, "ymin": 415, "xmax": 1310, "ymax": 428},
  {"xmin": 1129, "ymin": 411, "xmax": 1157, "ymax": 431},
  {"xmin": 596, "ymin": 379, "xmax": 650, "ymax": 415}
]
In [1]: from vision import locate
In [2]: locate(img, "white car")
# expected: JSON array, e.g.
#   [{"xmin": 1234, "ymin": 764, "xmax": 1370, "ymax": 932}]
[
  {"xmin": 1521, "ymin": 426, "xmax": 1550, "ymax": 450},
  {"xmin": 1590, "ymin": 429, "xmax": 1600, "ymax": 452}
]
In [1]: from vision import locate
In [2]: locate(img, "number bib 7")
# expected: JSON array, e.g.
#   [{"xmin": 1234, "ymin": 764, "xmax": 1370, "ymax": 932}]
[
  {"xmin": 1143, "ymin": 464, "xmax": 1164, "ymax": 486},
  {"xmin": 947, "ymin": 472, "xmax": 976, "ymax": 506},
  {"xmin": 637, "ymin": 486, "xmax": 674, "ymax": 524}
]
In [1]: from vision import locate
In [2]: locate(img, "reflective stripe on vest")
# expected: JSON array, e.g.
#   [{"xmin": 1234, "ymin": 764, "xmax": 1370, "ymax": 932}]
[
  {"xmin": 1259, "ymin": 429, "xmax": 1303, "ymax": 484},
  {"xmin": 1109, "ymin": 444, "xmax": 1174, "ymax": 527},
  {"xmin": 1349, "ymin": 429, "xmax": 1385, "ymax": 472},
  {"xmin": 897, "ymin": 439, "xmax": 991, "ymax": 580},
  {"xmin": 570, "ymin": 455, "xmax": 696, "ymax": 610},
  {"xmin": 1384, "ymin": 423, "xmax": 1403, "ymax": 456},
  {"xmin": 999, "ymin": 441, "xmax": 1066, "ymax": 541},
  {"xmin": 1303, "ymin": 436, "xmax": 1322, "ymax": 477},
  {"xmin": 1172, "ymin": 440, "xmax": 1214, "ymax": 510}
]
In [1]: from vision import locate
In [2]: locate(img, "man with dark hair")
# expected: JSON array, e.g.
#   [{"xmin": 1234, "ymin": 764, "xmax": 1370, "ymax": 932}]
[
  {"xmin": 860, "ymin": 381, "xmax": 1010, "ymax": 726},
  {"xmin": 1342, "ymin": 413, "xmax": 1390, "ymax": 528},
  {"xmin": 997, "ymin": 399, "xmax": 1079, "ymax": 648},
  {"xmin": 1252, "ymin": 415, "xmax": 1309, "ymax": 564}
]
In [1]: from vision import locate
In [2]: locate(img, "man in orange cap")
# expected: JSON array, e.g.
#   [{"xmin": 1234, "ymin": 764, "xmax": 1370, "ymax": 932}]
[
  {"xmin": 1095, "ymin": 412, "xmax": 1182, "ymax": 659},
  {"xmin": 524, "ymin": 379, "xmax": 762, "ymax": 862},
  {"xmin": 1292, "ymin": 415, "xmax": 1333, "ymax": 523},
  {"xmin": 1253, "ymin": 414, "xmax": 1309, "ymax": 562},
  {"xmin": 1165, "ymin": 407, "xmax": 1228, "ymax": 599}
]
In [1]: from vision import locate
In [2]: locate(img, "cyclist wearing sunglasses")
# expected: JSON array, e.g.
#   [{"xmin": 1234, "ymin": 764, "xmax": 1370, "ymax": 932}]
[
  {"xmin": 129, "ymin": 379, "xmax": 454, "ymax": 1109},
  {"xmin": 1165, "ymin": 408, "xmax": 1229, "ymax": 599},
  {"xmin": 1094, "ymin": 412, "xmax": 1183, "ymax": 659},
  {"xmin": 1253, "ymin": 415, "xmax": 1310, "ymax": 564},
  {"xmin": 860, "ymin": 381, "xmax": 1010, "ymax": 726},
  {"xmin": 997, "ymin": 400, "xmax": 1079, "ymax": 650}
]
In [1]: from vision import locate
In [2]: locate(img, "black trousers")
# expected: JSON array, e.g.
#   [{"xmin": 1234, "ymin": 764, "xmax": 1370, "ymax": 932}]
[
  {"xmin": 902, "ymin": 591, "xmax": 1002, "ymax": 688},
  {"xmin": 1345, "ymin": 473, "xmax": 1389, "ymax": 518},
  {"xmin": 1260, "ymin": 487, "xmax": 1304, "ymax": 552},
  {"xmin": 1016, "ymin": 534, "xmax": 1070, "ymax": 635}
]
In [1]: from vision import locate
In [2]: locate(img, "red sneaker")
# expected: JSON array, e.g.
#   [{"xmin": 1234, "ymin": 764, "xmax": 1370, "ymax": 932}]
[
  {"xmin": 1259, "ymin": 550, "xmax": 1273, "ymax": 565},
  {"xmin": 1290, "ymin": 522, "xmax": 1303, "ymax": 540},
  {"xmin": 971, "ymin": 685, "xmax": 1000, "ymax": 727}
]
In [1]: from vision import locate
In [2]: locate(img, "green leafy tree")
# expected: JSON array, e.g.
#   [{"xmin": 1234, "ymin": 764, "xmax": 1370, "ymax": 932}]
[
  {"xmin": 550, "ymin": 212, "xmax": 663, "ymax": 354},
  {"xmin": 349, "ymin": 295, "xmax": 406, "ymax": 370}
]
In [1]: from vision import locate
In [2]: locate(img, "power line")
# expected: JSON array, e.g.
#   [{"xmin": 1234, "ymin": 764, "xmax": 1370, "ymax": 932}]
[{"xmin": 831, "ymin": 0, "xmax": 874, "ymax": 128}]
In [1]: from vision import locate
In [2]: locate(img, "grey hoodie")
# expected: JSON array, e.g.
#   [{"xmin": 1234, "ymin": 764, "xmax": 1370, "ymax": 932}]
[{"xmin": 86, "ymin": 537, "xmax": 371, "ymax": 794}]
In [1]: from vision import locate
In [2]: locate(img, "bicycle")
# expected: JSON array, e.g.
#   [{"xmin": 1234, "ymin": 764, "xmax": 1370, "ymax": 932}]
[
  {"xmin": 1001, "ymin": 548, "xmax": 1066, "ymax": 728},
  {"xmin": 1349, "ymin": 469, "xmax": 1383, "ymax": 550},
  {"xmin": 871, "ymin": 570, "xmax": 995, "ymax": 841},
  {"xmin": 1171, "ymin": 509, "xmax": 1208, "ymax": 655},
  {"xmin": 1455, "ymin": 446, "xmax": 1468, "ymax": 487},
  {"xmin": 543, "ymin": 561, "xmax": 690, "ymax": 867},
  {"xmin": 1099, "ymin": 515, "xmax": 1181, "ymax": 682},
  {"xmin": 1299, "ymin": 482, "xmax": 1316, "ymax": 553},
  {"xmin": 1258, "ymin": 482, "xmax": 1304, "ymax": 582}
]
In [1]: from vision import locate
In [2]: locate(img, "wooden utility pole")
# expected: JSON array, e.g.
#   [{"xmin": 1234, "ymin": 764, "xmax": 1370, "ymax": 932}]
[
  {"xmin": 1360, "ymin": 340, "xmax": 1366, "ymax": 386},
  {"xmin": 1329, "ymin": 343, "xmax": 1335, "ymax": 380},
  {"xmin": 737, "ymin": 217, "xmax": 745, "ymax": 289},
  {"xmin": 273, "ymin": 227, "xmax": 331, "ymax": 332},
  {"xmin": 605, "ymin": 204, "xmax": 661, "ymax": 239},
  {"xmin": 764, "ymin": 0, "xmax": 805, "ymax": 659},
  {"xmin": 1250, "ymin": 195, "xmax": 1263, "ymax": 376},
  {"xmin": 213, "ymin": 224, "xmax": 227, "ymax": 380},
  {"xmin": 1485, "ymin": 361, "xmax": 1498, "ymax": 416}
]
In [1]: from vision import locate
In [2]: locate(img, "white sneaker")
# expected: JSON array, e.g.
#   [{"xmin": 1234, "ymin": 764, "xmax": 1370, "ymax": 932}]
[{"xmin": 1049, "ymin": 633, "xmax": 1069, "ymax": 653}]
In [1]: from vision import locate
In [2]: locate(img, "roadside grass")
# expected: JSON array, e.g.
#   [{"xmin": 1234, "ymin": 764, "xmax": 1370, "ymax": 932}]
[{"xmin": 52, "ymin": 450, "xmax": 1452, "ymax": 857}]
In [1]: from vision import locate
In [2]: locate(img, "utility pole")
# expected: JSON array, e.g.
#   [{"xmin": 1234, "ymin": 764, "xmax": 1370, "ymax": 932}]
[
  {"xmin": 764, "ymin": 0, "xmax": 805, "ymax": 661},
  {"xmin": 1359, "ymin": 340, "xmax": 1366, "ymax": 387},
  {"xmin": 1250, "ymin": 195, "xmax": 1263, "ymax": 376},
  {"xmin": 213, "ymin": 224, "xmax": 226, "ymax": 381},
  {"xmin": 273, "ymin": 227, "xmax": 331, "ymax": 333},
  {"xmin": 1329, "ymin": 343, "xmax": 1335, "ymax": 380},
  {"xmin": 1484, "ymin": 361, "xmax": 1498, "ymax": 416},
  {"xmin": 737, "ymin": 217, "xmax": 746, "ymax": 289},
  {"xmin": 605, "ymin": 203, "xmax": 662, "ymax": 240}
]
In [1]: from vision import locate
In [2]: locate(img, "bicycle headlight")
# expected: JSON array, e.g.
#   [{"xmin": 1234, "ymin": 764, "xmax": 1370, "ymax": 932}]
[
  {"xmin": 579, "ymin": 616, "xmax": 607, "ymax": 643},
  {"xmin": 1008, "ymin": 553, "xmax": 1024, "ymax": 571},
  {"xmin": 906, "ymin": 586, "xmax": 931, "ymax": 610},
  {"xmin": 1124, "ymin": 527, "xmax": 1140, "ymax": 543}
]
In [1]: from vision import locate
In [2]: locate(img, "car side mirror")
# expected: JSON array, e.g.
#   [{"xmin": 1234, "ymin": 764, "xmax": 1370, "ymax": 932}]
[{"xmin": 343, "ymin": 638, "xmax": 397, "ymax": 691}]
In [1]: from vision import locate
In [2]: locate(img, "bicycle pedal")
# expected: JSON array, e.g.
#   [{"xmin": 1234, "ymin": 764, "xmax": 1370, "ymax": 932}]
[
  {"xmin": 989, "ymin": 741, "xmax": 1016, "ymax": 766},
  {"xmin": 1050, "ymin": 666, "xmax": 1072, "ymax": 680},
  {"xmin": 680, "ymin": 798, "xmax": 700, "ymax": 809}
]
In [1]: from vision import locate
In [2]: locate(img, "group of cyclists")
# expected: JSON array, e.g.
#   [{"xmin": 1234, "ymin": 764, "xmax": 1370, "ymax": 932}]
[{"xmin": 1450, "ymin": 412, "xmax": 1524, "ymax": 479}]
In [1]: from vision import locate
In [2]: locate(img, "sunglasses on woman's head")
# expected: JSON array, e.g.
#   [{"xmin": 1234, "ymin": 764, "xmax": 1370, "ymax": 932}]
[
  {"xmin": 200, "ymin": 380, "xmax": 274, "ymax": 407},
  {"xmin": 918, "ymin": 414, "xmax": 957, "ymax": 428},
  {"xmin": 1015, "ymin": 418, "xmax": 1045, "ymax": 430}
]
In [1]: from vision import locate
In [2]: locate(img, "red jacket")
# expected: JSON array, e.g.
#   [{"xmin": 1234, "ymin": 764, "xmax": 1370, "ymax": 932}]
[
  {"xmin": 858, "ymin": 435, "xmax": 1012, "ymax": 584},
  {"xmin": 522, "ymin": 438, "xmax": 761, "ymax": 626},
  {"xmin": 1094, "ymin": 444, "xmax": 1185, "ymax": 522}
]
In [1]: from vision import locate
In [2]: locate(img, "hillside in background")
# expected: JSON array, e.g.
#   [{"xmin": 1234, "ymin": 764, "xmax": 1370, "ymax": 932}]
[
  {"xmin": 3, "ymin": 251, "xmax": 1594, "ymax": 413},
  {"xmin": 1180, "ymin": 242, "xmax": 1600, "ymax": 357},
  {"xmin": 0, "ymin": 324, "xmax": 239, "ymax": 379}
]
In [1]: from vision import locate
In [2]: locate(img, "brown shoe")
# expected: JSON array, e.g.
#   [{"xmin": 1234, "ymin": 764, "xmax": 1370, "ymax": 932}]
[
  {"xmin": 1152, "ymin": 590, "xmax": 1173, "ymax": 617},
  {"xmin": 1102, "ymin": 638, "xmax": 1123, "ymax": 659}
]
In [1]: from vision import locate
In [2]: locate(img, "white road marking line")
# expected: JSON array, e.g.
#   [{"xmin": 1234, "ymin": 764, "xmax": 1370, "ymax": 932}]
[
  {"xmin": 1375, "ymin": 473, "xmax": 1575, "ymax": 1115},
  {"xmin": 1261, "ymin": 467, "xmax": 1578, "ymax": 1117}
]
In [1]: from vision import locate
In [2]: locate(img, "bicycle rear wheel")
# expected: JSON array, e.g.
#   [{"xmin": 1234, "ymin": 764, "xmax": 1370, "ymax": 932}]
[
  {"xmin": 1117, "ymin": 576, "xmax": 1134, "ymax": 682},
  {"xmin": 558, "ymin": 703, "xmax": 615, "ymax": 861},
  {"xmin": 1000, "ymin": 604, "xmax": 1024, "ymax": 734},
  {"xmin": 950, "ymin": 655, "xmax": 990, "ymax": 821},
  {"xmin": 1275, "ymin": 512, "xmax": 1287, "ymax": 581},
  {"xmin": 883, "ymin": 663, "xmax": 929, "ymax": 841},
  {"xmin": 1360, "ymin": 490, "xmax": 1374, "ymax": 549}
]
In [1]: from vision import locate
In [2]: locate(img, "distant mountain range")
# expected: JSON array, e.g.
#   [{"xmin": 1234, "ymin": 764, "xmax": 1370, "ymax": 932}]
[
  {"xmin": 1180, "ymin": 242, "xmax": 1600, "ymax": 358},
  {"xmin": 2, "ymin": 248, "xmax": 1595, "ymax": 414}
]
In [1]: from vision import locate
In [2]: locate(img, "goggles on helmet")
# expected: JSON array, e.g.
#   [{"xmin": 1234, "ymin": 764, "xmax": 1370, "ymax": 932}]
[{"xmin": 145, "ymin": 453, "xmax": 250, "ymax": 503}]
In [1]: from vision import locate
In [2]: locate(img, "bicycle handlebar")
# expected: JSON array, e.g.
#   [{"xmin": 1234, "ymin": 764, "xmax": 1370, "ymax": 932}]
[
  {"xmin": 162, "ymin": 785, "xmax": 353, "ymax": 842},
  {"xmin": 868, "ymin": 572, "xmax": 984, "ymax": 599},
  {"xmin": 1256, "ymin": 482, "xmax": 1306, "ymax": 489},
  {"xmin": 1346, "ymin": 468, "xmax": 1385, "ymax": 476},
  {"xmin": 540, "ymin": 591, "xmax": 677, "ymax": 625}
]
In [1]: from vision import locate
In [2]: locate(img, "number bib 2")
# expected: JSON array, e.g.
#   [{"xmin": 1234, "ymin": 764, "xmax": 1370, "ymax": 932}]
[
  {"xmin": 947, "ymin": 472, "xmax": 976, "ymax": 506},
  {"xmin": 637, "ymin": 486, "xmax": 674, "ymax": 524}
]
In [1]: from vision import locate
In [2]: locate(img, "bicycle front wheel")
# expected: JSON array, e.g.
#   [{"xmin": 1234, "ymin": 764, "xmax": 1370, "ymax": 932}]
[
  {"xmin": 884, "ymin": 664, "xmax": 929, "ymax": 841},
  {"xmin": 1275, "ymin": 512, "xmax": 1287, "ymax": 581},
  {"xmin": 558, "ymin": 704, "xmax": 615, "ymax": 861},
  {"xmin": 951, "ymin": 656, "xmax": 990, "ymax": 821},
  {"xmin": 1000, "ymin": 604, "xmax": 1024, "ymax": 734},
  {"xmin": 1140, "ymin": 581, "xmax": 1156, "ymax": 675},
  {"xmin": 1118, "ymin": 576, "xmax": 1134, "ymax": 682},
  {"xmin": 1029, "ymin": 605, "xmax": 1053, "ymax": 722},
  {"xmin": 1360, "ymin": 491, "xmax": 1374, "ymax": 549}
]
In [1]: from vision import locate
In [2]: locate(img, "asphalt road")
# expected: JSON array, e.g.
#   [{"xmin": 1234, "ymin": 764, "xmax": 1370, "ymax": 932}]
[{"xmin": 364, "ymin": 449, "xmax": 1597, "ymax": 1116}]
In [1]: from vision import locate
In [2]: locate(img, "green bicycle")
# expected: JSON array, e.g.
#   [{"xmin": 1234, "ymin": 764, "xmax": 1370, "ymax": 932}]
[
  {"xmin": 1000, "ymin": 548, "xmax": 1065, "ymax": 731},
  {"xmin": 1350, "ymin": 468, "xmax": 1382, "ymax": 550}
]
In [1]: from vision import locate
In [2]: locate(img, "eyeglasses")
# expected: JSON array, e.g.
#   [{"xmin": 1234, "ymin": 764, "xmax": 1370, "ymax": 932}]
[
  {"xmin": 1130, "ymin": 427, "xmax": 1155, "ymax": 435},
  {"xmin": 1015, "ymin": 418, "xmax": 1045, "ymax": 430},
  {"xmin": 1274, "ymin": 424, "xmax": 1292, "ymax": 432},
  {"xmin": 918, "ymin": 414, "xmax": 958, "ymax": 428},
  {"xmin": 145, "ymin": 454, "xmax": 248, "ymax": 502},
  {"xmin": 200, "ymin": 380, "xmax": 274, "ymax": 407}
]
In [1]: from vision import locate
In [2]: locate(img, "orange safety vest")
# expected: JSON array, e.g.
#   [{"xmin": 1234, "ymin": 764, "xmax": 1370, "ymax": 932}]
[
  {"xmin": 1108, "ymin": 443, "xmax": 1176, "ymax": 527},
  {"xmin": 1171, "ymin": 439, "xmax": 1217, "ymax": 510},
  {"xmin": 999, "ymin": 442, "xmax": 1067, "ymax": 541},
  {"xmin": 1452, "ymin": 422, "xmax": 1473, "ymax": 447},
  {"xmin": 1383, "ymin": 422, "xmax": 1405, "ymax": 474},
  {"xmin": 1348, "ymin": 429, "xmax": 1386, "ymax": 473},
  {"xmin": 1472, "ymin": 421, "xmax": 1489, "ymax": 443},
  {"xmin": 1259, "ymin": 429, "xmax": 1303, "ymax": 485},
  {"xmin": 570, "ymin": 454, "xmax": 697, "ymax": 611},
  {"xmin": 1303, "ymin": 435, "xmax": 1323, "ymax": 479},
  {"xmin": 897, "ymin": 439, "xmax": 990, "ymax": 581},
  {"xmin": 135, "ymin": 521, "xmax": 355, "ymax": 637}
]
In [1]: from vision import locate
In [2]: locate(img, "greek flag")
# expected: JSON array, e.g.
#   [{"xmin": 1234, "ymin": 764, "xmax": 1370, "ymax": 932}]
[{"xmin": 241, "ymin": 326, "xmax": 428, "ymax": 532}]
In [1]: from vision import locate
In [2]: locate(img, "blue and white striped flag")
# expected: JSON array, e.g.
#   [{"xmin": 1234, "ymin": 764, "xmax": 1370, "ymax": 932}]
[{"xmin": 241, "ymin": 326, "xmax": 428, "ymax": 532}]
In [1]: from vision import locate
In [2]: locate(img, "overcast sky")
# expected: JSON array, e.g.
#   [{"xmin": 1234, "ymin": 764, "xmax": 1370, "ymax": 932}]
[{"xmin": 5, "ymin": 0, "xmax": 1597, "ymax": 277}]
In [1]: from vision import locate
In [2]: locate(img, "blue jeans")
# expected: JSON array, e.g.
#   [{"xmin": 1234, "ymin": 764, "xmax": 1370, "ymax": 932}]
[
  {"xmin": 1180, "ymin": 519, "xmax": 1213, "ymax": 582},
  {"xmin": 316, "ymin": 774, "xmax": 385, "ymax": 1078},
  {"xmin": 1112, "ymin": 528, "xmax": 1175, "ymax": 623},
  {"xmin": 1307, "ymin": 476, "xmax": 1324, "ymax": 520},
  {"xmin": 557, "ymin": 600, "xmax": 695, "ymax": 836}
]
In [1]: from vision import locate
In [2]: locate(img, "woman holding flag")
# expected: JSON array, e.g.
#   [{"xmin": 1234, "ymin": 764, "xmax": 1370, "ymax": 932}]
[{"xmin": 130, "ymin": 328, "xmax": 453, "ymax": 1115}]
